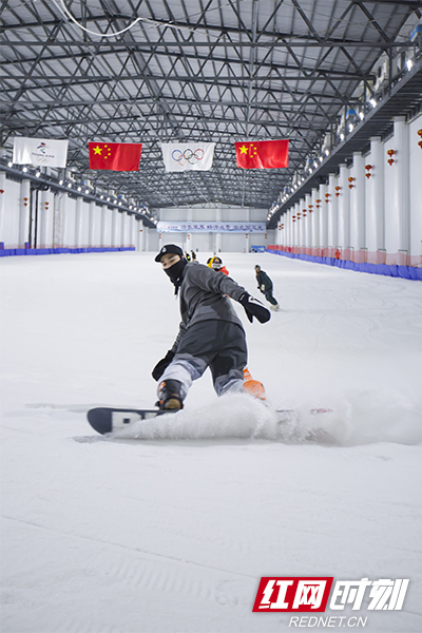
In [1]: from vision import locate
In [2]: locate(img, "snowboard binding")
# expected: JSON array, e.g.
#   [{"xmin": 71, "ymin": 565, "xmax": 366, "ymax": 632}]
[{"xmin": 156, "ymin": 379, "xmax": 184, "ymax": 410}]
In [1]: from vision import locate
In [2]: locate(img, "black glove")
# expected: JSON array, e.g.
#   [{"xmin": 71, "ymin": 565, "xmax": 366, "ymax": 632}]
[
  {"xmin": 152, "ymin": 350, "xmax": 175, "ymax": 381},
  {"xmin": 239, "ymin": 293, "xmax": 271, "ymax": 324}
]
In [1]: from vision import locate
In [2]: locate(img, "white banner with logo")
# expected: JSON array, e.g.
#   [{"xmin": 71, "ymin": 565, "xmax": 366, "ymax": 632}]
[
  {"xmin": 13, "ymin": 137, "xmax": 69, "ymax": 167},
  {"xmin": 157, "ymin": 221, "xmax": 266, "ymax": 233},
  {"xmin": 160, "ymin": 142, "xmax": 216, "ymax": 172}
]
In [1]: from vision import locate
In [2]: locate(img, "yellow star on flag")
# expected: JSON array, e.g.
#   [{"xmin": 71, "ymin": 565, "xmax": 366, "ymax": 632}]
[
  {"xmin": 240, "ymin": 145, "xmax": 248, "ymax": 154},
  {"xmin": 93, "ymin": 146, "xmax": 102, "ymax": 155}
]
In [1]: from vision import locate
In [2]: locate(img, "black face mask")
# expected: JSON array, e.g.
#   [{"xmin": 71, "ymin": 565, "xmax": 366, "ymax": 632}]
[{"xmin": 164, "ymin": 258, "xmax": 187, "ymax": 290}]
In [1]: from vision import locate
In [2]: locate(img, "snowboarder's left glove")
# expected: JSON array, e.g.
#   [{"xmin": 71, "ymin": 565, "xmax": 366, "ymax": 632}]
[
  {"xmin": 239, "ymin": 293, "xmax": 271, "ymax": 324},
  {"xmin": 152, "ymin": 350, "xmax": 175, "ymax": 381},
  {"xmin": 260, "ymin": 284, "xmax": 266, "ymax": 292}
]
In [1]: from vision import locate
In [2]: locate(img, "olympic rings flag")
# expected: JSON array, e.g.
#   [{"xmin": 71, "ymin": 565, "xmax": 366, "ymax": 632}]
[{"xmin": 160, "ymin": 142, "xmax": 216, "ymax": 172}]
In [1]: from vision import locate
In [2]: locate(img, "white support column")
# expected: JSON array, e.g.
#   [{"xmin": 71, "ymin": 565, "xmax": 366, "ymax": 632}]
[
  {"xmin": 100, "ymin": 208, "xmax": 107, "ymax": 247},
  {"xmin": 293, "ymin": 202, "xmax": 300, "ymax": 251},
  {"xmin": 19, "ymin": 179, "xmax": 31, "ymax": 248},
  {"xmin": 291, "ymin": 204, "xmax": 296, "ymax": 250},
  {"xmin": 327, "ymin": 173, "xmax": 338, "ymax": 256},
  {"xmin": 128, "ymin": 214, "xmax": 135, "ymax": 248},
  {"xmin": 350, "ymin": 151, "xmax": 366, "ymax": 262},
  {"xmin": 286, "ymin": 211, "xmax": 291, "ymax": 250},
  {"xmin": 0, "ymin": 171, "xmax": 5, "ymax": 239},
  {"xmin": 277, "ymin": 219, "xmax": 283, "ymax": 247},
  {"xmin": 53, "ymin": 192, "xmax": 65, "ymax": 248},
  {"xmin": 366, "ymin": 137, "xmax": 385, "ymax": 264},
  {"xmin": 88, "ymin": 201, "xmax": 96, "ymax": 247},
  {"xmin": 409, "ymin": 115, "xmax": 422, "ymax": 267},
  {"xmin": 120, "ymin": 212, "xmax": 127, "ymax": 247},
  {"xmin": 289, "ymin": 207, "xmax": 294, "ymax": 251},
  {"xmin": 38, "ymin": 189, "xmax": 54, "ymax": 248},
  {"xmin": 394, "ymin": 116, "xmax": 410, "ymax": 264},
  {"xmin": 311, "ymin": 188, "xmax": 320, "ymax": 255},
  {"xmin": 74, "ymin": 197, "xmax": 82, "ymax": 248},
  {"xmin": 318, "ymin": 184, "xmax": 327, "ymax": 255},
  {"xmin": 111, "ymin": 209, "xmax": 119, "ymax": 247},
  {"xmin": 294, "ymin": 201, "xmax": 300, "ymax": 251},
  {"xmin": 338, "ymin": 164, "xmax": 350, "ymax": 258},
  {"xmin": 304, "ymin": 193, "xmax": 312, "ymax": 253},
  {"xmin": 137, "ymin": 222, "xmax": 144, "ymax": 251}
]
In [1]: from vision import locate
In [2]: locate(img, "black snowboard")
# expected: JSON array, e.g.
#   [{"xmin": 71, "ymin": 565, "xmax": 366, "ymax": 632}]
[
  {"xmin": 87, "ymin": 407, "xmax": 170, "ymax": 435},
  {"xmin": 87, "ymin": 405, "xmax": 333, "ymax": 436}
]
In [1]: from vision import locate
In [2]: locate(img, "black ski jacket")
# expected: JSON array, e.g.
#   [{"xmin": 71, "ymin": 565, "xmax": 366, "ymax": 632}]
[{"xmin": 256, "ymin": 269, "xmax": 273, "ymax": 293}]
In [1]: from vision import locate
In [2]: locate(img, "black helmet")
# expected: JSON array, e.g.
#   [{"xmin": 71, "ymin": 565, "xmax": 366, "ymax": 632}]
[{"xmin": 212, "ymin": 257, "xmax": 223, "ymax": 270}]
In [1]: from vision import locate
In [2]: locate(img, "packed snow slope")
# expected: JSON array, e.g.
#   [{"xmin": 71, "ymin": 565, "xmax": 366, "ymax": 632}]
[{"xmin": 1, "ymin": 251, "xmax": 421, "ymax": 633}]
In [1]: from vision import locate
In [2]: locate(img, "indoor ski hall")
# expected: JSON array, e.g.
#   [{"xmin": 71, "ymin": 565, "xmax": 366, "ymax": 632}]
[{"xmin": 1, "ymin": 2, "xmax": 421, "ymax": 633}]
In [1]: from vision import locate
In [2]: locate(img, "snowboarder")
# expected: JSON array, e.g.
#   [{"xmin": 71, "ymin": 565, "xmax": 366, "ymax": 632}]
[
  {"xmin": 254, "ymin": 265, "xmax": 280, "ymax": 310},
  {"xmin": 152, "ymin": 244, "xmax": 271, "ymax": 410},
  {"xmin": 206, "ymin": 253, "xmax": 216, "ymax": 268},
  {"xmin": 211, "ymin": 257, "xmax": 229, "ymax": 276}
]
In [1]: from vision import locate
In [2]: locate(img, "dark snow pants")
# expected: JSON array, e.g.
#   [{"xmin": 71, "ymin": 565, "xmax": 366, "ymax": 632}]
[
  {"xmin": 160, "ymin": 320, "xmax": 248, "ymax": 399},
  {"xmin": 264, "ymin": 289, "xmax": 278, "ymax": 306}
]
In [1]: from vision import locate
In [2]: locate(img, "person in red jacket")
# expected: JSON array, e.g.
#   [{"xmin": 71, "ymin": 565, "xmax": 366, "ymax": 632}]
[{"xmin": 212, "ymin": 257, "xmax": 229, "ymax": 276}]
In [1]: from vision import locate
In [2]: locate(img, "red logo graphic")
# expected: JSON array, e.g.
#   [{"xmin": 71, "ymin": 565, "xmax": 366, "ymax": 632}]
[{"xmin": 253, "ymin": 577, "xmax": 334, "ymax": 612}]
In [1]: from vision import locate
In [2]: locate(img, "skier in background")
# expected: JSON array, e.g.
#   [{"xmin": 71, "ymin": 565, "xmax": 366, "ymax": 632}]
[
  {"xmin": 206, "ymin": 253, "xmax": 216, "ymax": 267},
  {"xmin": 152, "ymin": 244, "xmax": 271, "ymax": 410},
  {"xmin": 254, "ymin": 265, "xmax": 280, "ymax": 311},
  {"xmin": 212, "ymin": 256, "xmax": 229, "ymax": 276}
]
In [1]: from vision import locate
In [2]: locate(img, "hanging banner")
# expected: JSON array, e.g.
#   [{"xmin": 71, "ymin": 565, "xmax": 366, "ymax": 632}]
[
  {"xmin": 156, "ymin": 221, "xmax": 266, "ymax": 233},
  {"xmin": 160, "ymin": 142, "xmax": 216, "ymax": 172},
  {"xmin": 13, "ymin": 137, "xmax": 69, "ymax": 167}
]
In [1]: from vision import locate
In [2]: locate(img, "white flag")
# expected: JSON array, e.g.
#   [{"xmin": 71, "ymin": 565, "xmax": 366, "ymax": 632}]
[
  {"xmin": 160, "ymin": 142, "xmax": 215, "ymax": 172},
  {"xmin": 13, "ymin": 137, "xmax": 69, "ymax": 168}
]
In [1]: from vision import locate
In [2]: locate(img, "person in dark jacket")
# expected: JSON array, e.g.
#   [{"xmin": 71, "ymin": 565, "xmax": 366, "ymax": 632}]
[
  {"xmin": 152, "ymin": 244, "xmax": 271, "ymax": 410},
  {"xmin": 254, "ymin": 265, "xmax": 279, "ymax": 310}
]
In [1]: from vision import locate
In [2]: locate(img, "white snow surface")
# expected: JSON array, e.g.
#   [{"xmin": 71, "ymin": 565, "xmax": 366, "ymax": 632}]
[{"xmin": 1, "ymin": 251, "xmax": 421, "ymax": 633}]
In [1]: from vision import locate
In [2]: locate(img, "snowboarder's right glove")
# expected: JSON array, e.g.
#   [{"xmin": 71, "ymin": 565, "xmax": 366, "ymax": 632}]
[
  {"xmin": 152, "ymin": 350, "xmax": 175, "ymax": 381},
  {"xmin": 260, "ymin": 284, "xmax": 266, "ymax": 292},
  {"xmin": 239, "ymin": 293, "xmax": 271, "ymax": 324}
]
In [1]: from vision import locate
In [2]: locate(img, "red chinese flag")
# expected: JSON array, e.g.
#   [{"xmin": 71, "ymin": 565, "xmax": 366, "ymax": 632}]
[
  {"xmin": 88, "ymin": 142, "xmax": 142, "ymax": 171},
  {"xmin": 234, "ymin": 139, "xmax": 289, "ymax": 169}
]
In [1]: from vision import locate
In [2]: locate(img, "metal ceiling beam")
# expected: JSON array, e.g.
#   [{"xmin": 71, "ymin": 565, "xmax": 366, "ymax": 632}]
[
  {"xmin": 1, "ymin": 0, "xmax": 417, "ymax": 211},
  {"xmin": 2, "ymin": 39, "xmax": 415, "ymax": 48}
]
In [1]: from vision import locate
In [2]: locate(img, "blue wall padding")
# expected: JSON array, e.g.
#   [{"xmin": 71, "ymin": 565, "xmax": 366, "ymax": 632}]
[
  {"xmin": 267, "ymin": 249, "xmax": 422, "ymax": 281},
  {"xmin": 0, "ymin": 247, "xmax": 135, "ymax": 257}
]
